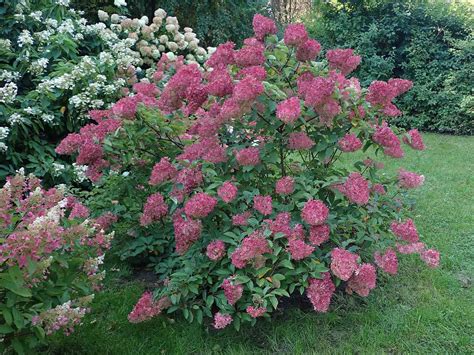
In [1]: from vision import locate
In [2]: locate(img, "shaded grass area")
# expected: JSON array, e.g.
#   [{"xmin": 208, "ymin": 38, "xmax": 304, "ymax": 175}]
[{"xmin": 48, "ymin": 134, "xmax": 474, "ymax": 354}]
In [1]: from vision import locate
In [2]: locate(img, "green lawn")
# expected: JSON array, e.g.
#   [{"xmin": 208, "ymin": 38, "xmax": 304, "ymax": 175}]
[{"xmin": 48, "ymin": 133, "xmax": 474, "ymax": 354}]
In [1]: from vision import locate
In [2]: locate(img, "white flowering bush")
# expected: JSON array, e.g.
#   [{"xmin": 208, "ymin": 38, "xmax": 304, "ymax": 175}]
[{"xmin": 0, "ymin": 0, "xmax": 208, "ymax": 183}]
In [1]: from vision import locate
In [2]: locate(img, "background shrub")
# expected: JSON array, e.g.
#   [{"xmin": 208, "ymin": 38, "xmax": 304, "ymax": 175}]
[{"xmin": 307, "ymin": 0, "xmax": 474, "ymax": 135}]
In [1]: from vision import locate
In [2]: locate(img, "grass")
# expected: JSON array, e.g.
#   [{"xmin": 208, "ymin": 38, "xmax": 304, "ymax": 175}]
[{"xmin": 47, "ymin": 133, "xmax": 474, "ymax": 354}]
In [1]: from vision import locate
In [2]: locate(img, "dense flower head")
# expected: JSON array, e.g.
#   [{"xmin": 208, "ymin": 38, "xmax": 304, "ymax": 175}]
[
  {"xmin": 133, "ymin": 82, "xmax": 159, "ymax": 97},
  {"xmin": 206, "ymin": 68, "xmax": 234, "ymax": 97},
  {"xmin": 235, "ymin": 147, "xmax": 260, "ymax": 166},
  {"xmin": 232, "ymin": 211, "xmax": 252, "ymax": 226},
  {"xmin": 266, "ymin": 212, "xmax": 292, "ymax": 238},
  {"xmin": 339, "ymin": 172, "xmax": 370, "ymax": 205},
  {"xmin": 222, "ymin": 278, "xmax": 244, "ymax": 305},
  {"xmin": 246, "ymin": 306, "xmax": 266, "ymax": 318},
  {"xmin": 287, "ymin": 239, "xmax": 315, "ymax": 260},
  {"xmin": 184, "ymin": 192, "xmax": 217, "ymax": 219},
  {"xmin": 420, "ymin": 249, "xmax": 440, "ymax": 268},
  {"xmin": 173, "ymin": 213, "xmax": 202, "ymax": 255},
  {"xmin": 384, "ymin": 145, "xmax": 404, "ymax": 158},
  {"xmin": 253, "ymin": 195, "xmax": 273, "ymax": 216},
  {"xmin": 398, "ymin": 169, "xmax": 425, "ymax": 189},
  {"xmin": 218, "ymin": 181, "xmax": 238, "ymax": 203},
  {"xmin": 304, "ymin": 76, "xmax": 334, "ymax": 107},
  {"xmin": 373, "ymin": 123, "xmax": 400, "ymax": 148},
  {"xmin": 275, "ymin": 176, "xmax": 295, "ymax": 195},
  {"xmin": 388, "ymin": 78, "xmax": 413, "ymax": 96},
  {"xmin": 301, "ymin": 199, "xmax": 329, "ymax": 226},
  {"xmin": 175, "ymin": 167, "xmax": 203, "ymax": 193},
  {"xmin": 346, "ymin": 263, "xmax": 377, "ymax": 297},
  {"xmin": 231, "ymin": 231, "xmax": 271, "ymax": 269},
  {"xmin": 338, "ymin": 133, "xmax": 362, "ymax": 152},
  {"xmin": 287, "ymin": 132, "xmax": 315, "ymax": 150},
  {"xmin": 371, "ymin": 183, "xmax": 386, "ymax": 195},
  {"xmin": 397, "ymin": 242, "xmax": 426, "ymax": 255},
  {"xmin": 69, "ymin": 202, "xmax": 90, "ymax": 220},
  {"xmin": 366, "ymin": 81, "xmax": 396, "ymax": 107},
  {"xmin": 140, "ymin": 192, "xmax": 168, "ymax": 226},
  {"xmin": 234, "ymin": 43, "xmax": 266, "ymax": 67},
  {"xmin": 374, "ymin": 248, "xmax": 398, "ymax": 275},
  {"xmin": 252, "ymin": 14, "xmax": 277, "ymax": 41},
  {"xmin": 307, "ymin": 272, "xmax": 336, "ymax": 313},
  {"xmin": 296, "ymin": 39, "xmax": 321, "ymax": 62},
  {"xmin": 206, "ymin": 240, "xmax": 226, "ymax": 261},
  {"xmin": 331, "ymin": 248, "xmax": 359, "ymax": 281},
  {"xmin": 403, "ymin": 129, "xmax": 425, "ymax": 150},
  {"xmin": 237, "ymin": 65, "xmax": 267, "ymax": 81},
  {"xmin": 128, "ymin": 292, "xmax": 171, "ymax": 323},
  {"xmin": 149, "ymin": 157, "xmax": 177, "ymax": 185},
  {"xmin": 309, "ymin": 224, "xmax": 330, "ymax": 246},
  {"xmin": 213, "ymin": 312, "xmax": 232, "ymax": 329},
  {"xmin": 276, "ymin": 97, "xmax": 301, "ymax": 124},
  {"xmin": 284, "ymin": 23, "xmax": 308, "ymax": 46},
  {"xmin": 391, "ymin": 219, "xmax": 419, "ymax": 243},
  {"xmin": 206, "ymin": 42, "xmax": 235, "ymax": 68},
  {"xmin": 233, "ymin": 75, "xmax": 264, "ymax": 102},
  {"xmin": 326, "ymin": 49, "xmax": 361, "ymax": 76}
]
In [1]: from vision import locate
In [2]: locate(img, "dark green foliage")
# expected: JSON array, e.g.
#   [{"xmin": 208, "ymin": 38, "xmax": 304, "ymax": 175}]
[
  {"xmin": 308, "ymin": 0, "xmax": 473, "ymax": 135},
  {"xmin": 73, "ymin": 0, "xmax": 269, "ymax": 47}
]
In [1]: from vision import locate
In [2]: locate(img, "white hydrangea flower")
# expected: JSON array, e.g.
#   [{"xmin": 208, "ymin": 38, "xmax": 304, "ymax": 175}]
[
  {"xmin": 0, "ymin": 142, "xmax": 7, "ymax": 152},
  {"xmin": 0, "ymin": 82, "xmax": 18, "ymax": 104},
  {"xmin": 30, "ymin": 57, "xmax": 49, "ymax": 75},
  {"xmin": 41, "ymin": 114, "xmax": 55, "ymax": 123},
  {"xmin": 98, "ymin": 10, "xmax": 109, "ymax": 22},
  {"xmin": 18, "ymin": 30, "xmax": 34, "ymax": 47},
  {"xmin": 114, "ymin": 0, "xmax": 127, "ymax": 7},
  {"xmin": 73, "ymin": 163, "xmax": 88, "ymax": 183},
  {"xmin": 0, "ymin": 39, "xmax": 11, "ymax": 50},
  {"xmin": 29, "ymin": 11, "xmax": 42, "ymax": 21},
  {"xmin": 52, "ymin": 162, "xmax": 66, "ymax": 176},
  {"xmin": 0, "ymin": 127, "xmax": 9, "ymax": 140},
  {"xmin": 8, "ymin": 113, "xmax": 26, "ymax": 125},
  {"xmin": 154, "ymin": 9, "xmax": 166, "ymax": 18},
  {"xmin": 110, "ymin": 14, "xmax": 120, "ymax": 24},
  {"xmin": 57, "ymin": 0, "xmax": 70, "ymax": 6}
]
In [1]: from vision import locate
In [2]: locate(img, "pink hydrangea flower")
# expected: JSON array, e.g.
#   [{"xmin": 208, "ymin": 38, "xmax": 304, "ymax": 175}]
[
  {"xmin": 287, "ymin": 132, "xmax": 315, "ymax": 150},
  {"xmin": 301, "ymin": 199, "xmax": 329, "ymax": 226},
  {"xmin": 233, "ymin": 76, "xmax": 264, "ymax": 102},
  {"xmin": 206, "ymin": 42, "xmax": 235, "ymax": 68},
  {"xmin": 140, "ymin": 193, "xmax": 168, "ymax": 226},
  {"xmin": 304, "ymin": 76, "xmax": 334, "ymax": 107},
  {"xmin": 276, "ymin": 97, "xmax": 301, "ymax": 124},
  {"xmin": 213, "ymin": 312, "xmax": 232, "ymax": 329},
  {"xmin": 266, "ymin": 212, "xmax": 292, "ymax": 238},
  {"xmin": 206, "ymin": 240, "xmax": 226, "ymax": 261},
  {"xmin": 246, "ymin": 306, "xmax": 266, "ymax": 318},
  {"xmin": 398, "ymin": 169, "xmax": 425, "ymax": 189},
  {"xmin": 253, "ymin": 195, "xmax": 273, "ymax": 216},
  {"xmin": 326, "ymin": 49, "xmax": 361, "ymax": 76},
  {"xmin": 307, "ymin": 272, "xmax": 335, "ymax": 313},
  {"xmin": 275, "ymin": 176, "xmax": 295, "ymax": 195},
  {"xmin": 184, "ymin": 193, "xmax": 218, "ymax": 219},
  {"xmin": 346, "ymin": 263, "xmax": 377, "ymax": 297},
  {"xmin": 217, "ymin": 181, "xmax": 238, "ymax": 203},
  {"xmin": 253, "ymin": 14, "xmax": 277, "ymax": 41},
  {"xmin": 372, "ymin": 123, "xmax": 400, "ymax": 148},
  {"xmin": 69, "ymin": 202, "xmax": 90, "ymax": 220},
  {"xmin": 388, "ymin": 78, "xmax": 413, "ymax": 96},
  {"xmin": 287, "ymin": 239, "xmax": 315, "ymax": 260},
  {"xmin": 296, "ymin": 39, "xmax": 321, "ymax": 61},
  {"xmin": 231, "ymin": 231, "xmax": 271, "ymax": 269},
  {"xmin": 374, "ymin": 248, "xmax": 398, "ymax": 275},
  {"xmin": 420, "ymin": 249, "xmax": 440, "ymax": 268},
  {"xmin": 403, "ymin": 129, "xmax": 425, "ymax": 150},
  {"xmin": 384, "ymin": 145, "xmax": 405, "ymax": 158},
  {"xmin": 173, "ymin": 213, "xmax": 202, "ymax": 255},
  {"xmin": 371, "ymin": 183, "xmax": 386, "ymax": 195},
  {"xmin": 331, "ymin": 248, "xmax": 359, "ymax": 281},
  {"xmin": 339, "ymin": 172, "xmax": 370, "ymax": 205},
  {"xmin": 235, "ymin": 147, "xmax": 260, "ymax": 166},
  {"xmin": 206, "ymin": 68, "xmax": 234, "ymax": 97},
  {"xmin": 234, "ymin": 43, "xmax": 266, "ymax": 67},
  {"xmin": 284, "ymin": 23, "xmax": 308, "ymax": 46},
  {"xmin": 396, "ymin": 242, "xmax": 426, "ymax": 254},
  {"xmin": 390, "ymin": 219, "xmax": 419, "ymax": 243},
  {"xmin": 128, "ymin": 292, "xmax": 171, "ymax": 323},
  {"xmin": 222, "ymin": 278, "xmax": 244, "ymax": 305},
  {"xmin": 237, "ymin": 65, "xmax": 267, "ymax": 81},
  {"xmin": 149, "ymin": 157, "xmax": 177, "ymax": 185},
  {"xmin": 338, "ymin": 133, "xmax": 363, "ymax": 152},
  {"xmin": 232, "ymin": 211, "xmax": 252, "ymax": 226},
  {"xmin": 309, "ymin": 224, "xmax": 330, "ymax": 246}
]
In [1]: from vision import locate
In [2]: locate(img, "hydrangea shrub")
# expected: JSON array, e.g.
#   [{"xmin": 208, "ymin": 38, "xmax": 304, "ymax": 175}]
[
  {"xmin": 58, "ymin": 15, "xmax": 439, "ymax": 330},
  {"xmin": 0, "ymin": 0, "xmax": 208, "ymax": 182},
  {"xmin": 0, "ymin": 171, "xmax": 113, "ymax": 353}
]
